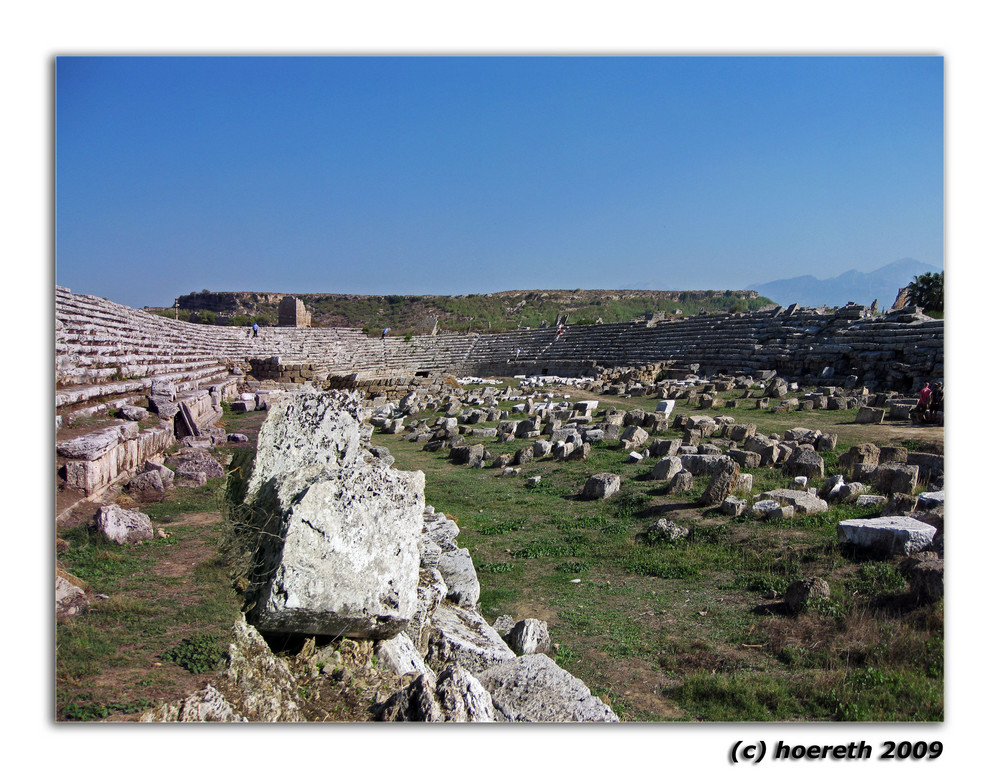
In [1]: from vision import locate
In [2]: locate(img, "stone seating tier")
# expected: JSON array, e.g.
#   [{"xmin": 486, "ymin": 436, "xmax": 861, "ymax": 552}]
[{"xmin": 56, "ymin": 289, "xmax": 944, "ymax": 400}]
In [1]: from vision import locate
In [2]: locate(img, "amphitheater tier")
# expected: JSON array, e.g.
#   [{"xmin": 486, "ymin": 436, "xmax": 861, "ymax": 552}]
[{"xmin": 56, "ymin": 287, "xmax": 943, "ymax": 399}]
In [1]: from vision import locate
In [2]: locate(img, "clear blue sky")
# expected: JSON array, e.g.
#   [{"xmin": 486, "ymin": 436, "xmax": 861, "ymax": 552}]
[{"xmin": 56, "ymin": 56, "xmax": 943, "ymax": 309}]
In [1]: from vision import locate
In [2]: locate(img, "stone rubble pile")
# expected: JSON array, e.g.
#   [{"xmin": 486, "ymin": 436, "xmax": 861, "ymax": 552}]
[{"xmin": 164, "ymin": 390, "xmax": 618, "ymax": 723}]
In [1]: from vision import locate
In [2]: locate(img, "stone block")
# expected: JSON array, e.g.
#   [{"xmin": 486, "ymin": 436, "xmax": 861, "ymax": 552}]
[
  {"xmin": 583, "ymin": 473, "xmax": 620, "ymax": 500},
  {"xmin": 475, "ymin": 654, "xmax": 618, "ymax": 722},
  {"xmin": 837, "ymin": 516, "xmax": 937, "ymax": 556},
  {"xmin": 854, "ymin": 406, "xmax": 885, "ymax": 424}
]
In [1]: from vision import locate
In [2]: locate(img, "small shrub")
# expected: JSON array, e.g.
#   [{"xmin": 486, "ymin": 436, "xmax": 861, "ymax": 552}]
[
  {"xmin": 625, "ymin": 558, "xmax": 701, "ymax": 580},
  {"xmin": 162, "ymin": 633, "xmax": 228, "ymax": 674},
  {"xmin": 850, "ymin": 562, "xmax": 907, "ymax": 598},
  {"xmin": 478, "ymin": 518, "xmax": 524, "ymax": 536},
  {"xmin": 480, "ymin": 561, "xmax": 515, "ymax": 574},
  {"xmin": 555, "ymin": 560, "xmax": 590, "ymax": 575}
]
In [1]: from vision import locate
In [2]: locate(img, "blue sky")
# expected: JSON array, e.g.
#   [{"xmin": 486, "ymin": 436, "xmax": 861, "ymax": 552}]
[{"xmin": 56, "ymin": 56, "xmax": 943, "ymax": 308}]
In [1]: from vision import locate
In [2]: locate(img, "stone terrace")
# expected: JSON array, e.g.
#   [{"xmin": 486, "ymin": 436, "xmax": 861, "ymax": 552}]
[{"xmin": 56, "ymin": 288, "xmax": 943, "ymax": 411}]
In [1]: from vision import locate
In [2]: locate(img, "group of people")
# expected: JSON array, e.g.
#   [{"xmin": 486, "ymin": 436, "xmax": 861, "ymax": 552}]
[{"xmin": 913, "ymin": 381, "xmax": 944, "ymax": 425}]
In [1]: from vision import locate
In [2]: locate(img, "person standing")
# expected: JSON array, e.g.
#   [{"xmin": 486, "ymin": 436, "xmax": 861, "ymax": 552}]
[{"xmin": 252, "ymin": 322, "xmax": 259, "ymax": 338}]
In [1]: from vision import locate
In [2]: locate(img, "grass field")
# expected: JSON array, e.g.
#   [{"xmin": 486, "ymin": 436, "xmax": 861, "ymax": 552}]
[
  {"xmin": 54, "ymin": 381, "xmax": 943, "ymax": 722},
  {"xmin": 379, "ymin": 382, "xmax": 944, "ymax": 721}
]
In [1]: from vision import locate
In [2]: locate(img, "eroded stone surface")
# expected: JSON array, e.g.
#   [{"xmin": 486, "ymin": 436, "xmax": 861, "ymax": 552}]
[
  {"xmin": 243, "ymin": 391, "xmax": 424, "ymax": 639},
  {"xmin": 837, "ymin": 516, "xmax": 937, "ymax": 556},
  {"xmin": 476, "ymin": 654, "xmax": 618, "ymax": 722}
]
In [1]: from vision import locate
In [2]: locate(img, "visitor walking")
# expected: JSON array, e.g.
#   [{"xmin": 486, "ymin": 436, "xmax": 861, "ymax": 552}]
[
  {"xmin": 382, "ymin": 327, "xmax": 389, "ymax": 339},
  {"xmin": 252, "ymin": 322, "xmax": 259, "ymax": 338}
]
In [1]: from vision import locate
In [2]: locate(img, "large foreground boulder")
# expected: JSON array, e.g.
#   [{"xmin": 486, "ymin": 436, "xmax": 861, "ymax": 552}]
[{"xmin": 241, "ymin": 391, "xmax": 425, "ymax": 640}]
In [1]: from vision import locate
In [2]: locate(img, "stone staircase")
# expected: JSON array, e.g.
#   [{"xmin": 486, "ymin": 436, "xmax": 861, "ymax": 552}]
[
  {"xmin": 56, "ymin": 289, "xmax": 944, "ymax": 412},
  {"xmin": 56, "ymin": 286, "xmax": 244, "ymax": 424}
]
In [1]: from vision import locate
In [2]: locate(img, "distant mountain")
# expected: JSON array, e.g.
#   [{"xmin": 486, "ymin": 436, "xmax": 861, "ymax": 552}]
[{"xmin": 753, "ymin": 259, "xmax": 942, "ymax": 308}]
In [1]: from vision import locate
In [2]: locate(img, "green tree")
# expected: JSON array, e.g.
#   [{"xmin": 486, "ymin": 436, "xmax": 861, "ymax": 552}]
[{"xmin": 907, "ymin": 272, "xmax": 944, "ymax": 313}]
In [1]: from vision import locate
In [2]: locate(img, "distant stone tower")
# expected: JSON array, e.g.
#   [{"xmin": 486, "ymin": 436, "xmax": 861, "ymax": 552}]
[{"xmin": 278, "ymin": 296, "xmax": 311, "ymax": 327}]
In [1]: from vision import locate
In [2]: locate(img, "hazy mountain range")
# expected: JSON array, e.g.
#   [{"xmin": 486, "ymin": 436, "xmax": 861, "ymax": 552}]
[{"xmin": 750, "ymin": 258, "xmax": 942, "ymax": 308}]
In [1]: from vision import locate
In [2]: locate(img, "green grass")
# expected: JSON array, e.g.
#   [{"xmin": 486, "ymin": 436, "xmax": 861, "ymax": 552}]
[
  {"xmin": 56, "ymin": 474, "xmax": 243, "ymax": 721},
  {"xmin": 380, "ymin": 380, "xmax": 944, "ymax": 722}
]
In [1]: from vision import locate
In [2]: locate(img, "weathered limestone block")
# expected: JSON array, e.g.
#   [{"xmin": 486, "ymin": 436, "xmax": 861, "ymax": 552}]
[
  {"xmin": 126, "ymin": 469, "xmax": 166, "ymax": 501},
  {"xmin": 906, "ymin": 559, "xmax": 944, "ymax": 603},
  {"xmin": 680, "ymin": 454, "xmax": 730, "ymax": 476},
  {"xmin": 908, "ymin": 453, "xmax": 945, "ymax": 483},
  {"xmin": 755, "ymin": 488, "xmax": 829, "ymax": 515},
  {"xmin": 245, "ymin": 465, "xmax": 424, "ymax": 639},
  {"xmin": 375, "ymin": 673, "xmax": 445, "ymax": 722},
  {"xmin": 698, "ymin": 458, "xmax": 740, "ymax": 507},
  {"xmin": 854, "ymin": 406, "xmax": 886, "ymax": 424},
  {"xmin": 450, "ymin": 444, "xmax": 485, "ymax": 467},
  {"xmin": 879, "ymin": 445, "xmax": 909, "ymax": 464},
  {"xmin": 222, "ymin": 615, "xmax": 304, "ymax": 722},
  {"xmin": 815, "ymin": 432, "xmax": 838, "ymax": 452},
  {"xmin": 839, "ymin": 443, "xmax": 880, "ymax": 470},
  {"xmin": 95, "ymin": 504, "xmax": 154, "ymax": 545},
  {"xmin": 744, "ymin": 434, "xmax": 781, "ymax": 466},
  {"xmin": 375, "ymin": 631, "xmax": 433, "ymax": 678},
  {"xmin": 782, "ymin": 447, "xmax": 825, "ymax": 481},
  {"xmin": 532, "ymin": 439, "xmax": 553, "ymax": 458},
  {"xmin": 377, "ymin": 665, "xmax": 496, "ymax": 722},
  {"xmin": 437, "ymin": 547, "xmax": 481, "ymax": 608},
  {"xmin": 506, "ymin": 618, "xmax": 552, "ymax": 656},
  {"xmin": 140, "ymin": 684, "xmax": 246, "ymax": 723},
  {"xmin": 915, "ymin": 490, "xmax": 945, "ymax": 512},
  {"xmin": 424, "ymin": 512, "xmax": 460, "ymax": 552},
  {"xmin": 818, "ymin": 474, "xmax": 845, "ymax": 500},
  {"xmin": 646, "ymin": 518, "xmax": 689, "ymax": 543},
  {"xmin": 57, "ymin": 421, "xmax": 140, "ymax": 461},
  {"xmin": 427, "ymin": 600, "xmax": 517, "ymax": 674},
  {"xmin": 651, "ymin": 456, "xmax": 683, "ymax": 482},
  {"xmin": 669, "ymin": 469, "xmax": 694, "ymax": 493},
  {"xmin": 583, "ymin": 473, "xmax": 620, "ymax": 500},
  {"xmin": 434, "ymin": 664, "xmax": 497, "ymax": 722},
  {"xmin": 406, "ymin": 567, "xmax": 449, "ymax": 655},
  {"xmin": 837, "ymin": 516, "xmax": 937, "ymax": 556},
  {"xmin": 784, "ymin": 577, "xmax": 831, "ymax": 613},
  {"xmin": 873, "ymin": 462, "xmax": 920, "ymax": 495},
  {"xmin": 748, "ymin": 499, "xmax": 782, "ymax": 520},
  {"xmin": 650, "ymin": 438, "xmax": 682, "ymax": 458},
  {"xmin": 720, "ymin": 496, "xmax": 746, "ymax": 516},
  {"xmin": 143, "ymin": 459, "xmax": 175, "ymax": 486},
  {"xmin": 245, "ymin": 391, "xmax": 369, "ymax": 498},
  {"xmin": 727, "ymin": 449, "xmax": 761, "ymax": 469},
  {"xmin": 476, "ymin": 654, "xmax": 618, "ymax": 722},
  {"xmin": 243, "ymin": 392, "xmax": 424, "ymax": 640},
  {"xmin": 56, "ymin": 573, "xmax": 89, "ymax": 619},
  {"xmin": 620, "ymin": 425, "xmax": 649, "ymax": 449},
  {"xmin": 166, "ymin": 449, "xmax": 225, "ymax": 484},
  {"xmin": 419, "ymin": 533, "xmax": 443, "ymax": 569},
  {"xmin": 492, "ymin": 614, "xmax": 517, "ymax": 643},
  {"xmin": 784, "ymin": 427, "xmax": 817, "ymax": 444},
  {"xmin": 118, "ymin": 405, "xmax": 149, "ymax": 422}
]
